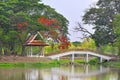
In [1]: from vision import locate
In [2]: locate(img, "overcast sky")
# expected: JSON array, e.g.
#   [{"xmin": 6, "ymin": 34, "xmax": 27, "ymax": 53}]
[{"xmin": 42, "ymin": 0, "xmax": 98, "ymax": 42}]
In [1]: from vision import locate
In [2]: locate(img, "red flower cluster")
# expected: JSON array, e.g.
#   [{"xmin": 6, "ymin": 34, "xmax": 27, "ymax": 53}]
[
  {"xmin": 38, "ymin": 17, "xmax": 61, "ymax": 38},
  {"xmin": 58, "ymin": 36, "xmax": 70, "ymax": 50},
  {"xmin": 17, "ymin": 22, "xmax": 28, "ymax": 30},
  {"xmin": 38, "ymin": 17, "xmax": 53, "ymax": 26},
  {"xmin": 49, "ymin": 30, "xmax": 57, "ymax": 35},
  {"xmin": 53, "ymin": 25, "xmax": 61, "ymax": 30}
]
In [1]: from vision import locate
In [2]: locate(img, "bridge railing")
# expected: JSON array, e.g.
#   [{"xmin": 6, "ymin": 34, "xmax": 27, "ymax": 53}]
[
  {"xmin": 47, "ymin": 50, "xmax": 115, "ymax": 63},
  {"xmin": 45, "ymin": 49, "xmax": 116, "ymax": 57}
]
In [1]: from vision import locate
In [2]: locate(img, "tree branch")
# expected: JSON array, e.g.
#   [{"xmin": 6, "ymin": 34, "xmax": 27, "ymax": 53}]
[{"xmin": 74, "ymin": 22, "xmax": 93, "ymax": 39}]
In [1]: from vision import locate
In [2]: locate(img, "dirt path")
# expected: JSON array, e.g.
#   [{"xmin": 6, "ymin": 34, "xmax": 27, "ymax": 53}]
[{"xmin": 0, "ymin": 56, "xmax": 52, "ymax": 63}]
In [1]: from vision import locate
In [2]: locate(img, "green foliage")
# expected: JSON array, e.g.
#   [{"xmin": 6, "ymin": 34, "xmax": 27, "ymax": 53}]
[
  {"xmin": 82, "ymin": 0, "xmax": 120, "ymax": 47},
  {"xmin": 106, "ymin": 60, "xmax": 120, "ymax": 68},
  {"xmin": 80, "ymin": 37, "xmax": 96, "ymax": 50},
  {"xmin": 43, "ymin": 37, "xmax": 118, "ymax": 56},
  {"xmin": 0, "ymin": 0, "xmax": 69, "ymax": 55},
  {"xmin": 112, "ymin": 13, "xmax": 120, "ymax": 56},
  {"xmin": 68, "ymin": 43, "xmax": 76, "ymax": 49},
  {"xmin": 89, "ymin": 58, "xmax": 99, "ymax": 64},
  {"xmin": 72, "ymin": 41, "xmax": 81, "ymax": 48},
  {"xmin": 113, "ymin": 14, "xmax": 120, "ymax": 46},
  {"xmin": 44, "ymin": 44, "xmax": 59, "ymax": 54},
  {"xmin": 100, "ymin": 45, "xmax": 118, "ymax": 55}
]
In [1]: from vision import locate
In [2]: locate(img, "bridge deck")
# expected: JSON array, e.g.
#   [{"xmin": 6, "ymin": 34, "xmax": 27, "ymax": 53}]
[{"xmin": 47, "ymin": 50, "xmax": 114, "ymax": 63}]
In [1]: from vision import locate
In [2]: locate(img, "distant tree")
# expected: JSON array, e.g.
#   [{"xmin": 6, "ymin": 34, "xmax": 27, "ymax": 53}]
[
  {"xmin": 72, "ymin": 41, "xmax": 81, "ymax": 48},
  {"xmin": 76, "ymin": 0, "xmax": 120, "ymax": 52},
  {"xmin": 113, "ymin": 14, "xmax": 120, "ymax": 57},
  {"xmin": 0, "ymin": 0, "xmax": 19, "ymax": 55}
]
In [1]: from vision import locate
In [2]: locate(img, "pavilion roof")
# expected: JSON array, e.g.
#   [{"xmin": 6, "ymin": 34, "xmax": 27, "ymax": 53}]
[{"xmin": 25, "ymin": 34, "xmax": 49, "ymax": 46}]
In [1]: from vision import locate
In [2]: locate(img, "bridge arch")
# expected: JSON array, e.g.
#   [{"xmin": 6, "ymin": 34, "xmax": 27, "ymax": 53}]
[{"xmin": 47, "ymin": 51, "xmax": 113, "ymax": 63}]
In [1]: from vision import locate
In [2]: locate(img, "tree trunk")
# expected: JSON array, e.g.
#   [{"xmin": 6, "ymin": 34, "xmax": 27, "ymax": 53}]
[
  {"xmin": 96, "ymin": 46, "xmax": 101, "ymax": 53},
  {"xmin": 118, "ymin": 46, "xmax": 120, "ymax": 58},
  {"xmin": 0, "ymin": 41, "xmax": 3, "ymax": 55},
  {"xmin": 0, "ymin": 45, "xmax": 2, "ymax": 55},
  {"xmin": 21, "ymin": 45, "xmax": 26, "ymax": 56},
  {"xmin": 4, "ymin": 48, "xmax": 9, "ymax": 56}
]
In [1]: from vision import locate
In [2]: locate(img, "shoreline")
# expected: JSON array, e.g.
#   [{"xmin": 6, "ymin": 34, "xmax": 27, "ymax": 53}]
[
  {"xmin": 0, "ymin": 56, "xmax": 120, "ymax": 68},
  {"xmin": 0, "ymin": 56, "xmax": 59, "ymax": 67},
  {"xmin": 0, "ymin": 56, "xmax": 52, "ymax": 63}
]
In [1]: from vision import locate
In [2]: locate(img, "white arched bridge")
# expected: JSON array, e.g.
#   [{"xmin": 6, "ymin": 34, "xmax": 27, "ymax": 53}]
[{"xmin": 47, "ymin": 51, "xmax": 114, "ymax": 63}]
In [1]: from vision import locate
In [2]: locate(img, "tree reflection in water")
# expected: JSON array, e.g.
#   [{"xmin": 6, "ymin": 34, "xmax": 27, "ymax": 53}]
[
  {"xmin": 0, "ymin": 65, "xmax": 119, "ymax": 80},
  {"xmin": 118, "ymin": 69, "xmax": 120, "ymax": 80},
  {"xmin": 25, "ymin": 69, "xmax": 38, "ymax": 80}
]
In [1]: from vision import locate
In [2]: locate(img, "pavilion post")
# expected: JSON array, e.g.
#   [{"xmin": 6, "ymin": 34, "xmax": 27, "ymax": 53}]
[
  {"xmin": 39, "ymin": 46, "xmax": 44, "ymax": 57},
  {"xmin": 30, "ymin": 46, "xmax": 33, "ymax": 57}
]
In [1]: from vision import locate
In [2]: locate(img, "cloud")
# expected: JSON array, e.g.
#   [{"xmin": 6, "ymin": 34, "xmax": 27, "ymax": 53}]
[{"xmin": 92, "ymin": 0, "xmax": 99, "ymax": 2}]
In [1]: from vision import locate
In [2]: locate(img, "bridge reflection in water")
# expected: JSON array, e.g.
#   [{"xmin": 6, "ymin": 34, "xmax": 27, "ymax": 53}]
[
  {"xmin": 50, "ymin": 65, "xmax": 110, "ymax": 80},
  {"xmin": 24, "ymin": 65, "xmax": 111, "ymax": 80}
]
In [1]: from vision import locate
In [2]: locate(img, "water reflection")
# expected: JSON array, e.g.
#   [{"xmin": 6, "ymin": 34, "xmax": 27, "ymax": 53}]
[
  {"xmin": 25, "ymin": 69, "xmax": 38, "ymax": 80},
  {"xmin": 51, "ymin": 65, "xmax": 110, "ymax": 78},
  {"xmin": 0, "ymin": 64, "xmax": 119, "ymax": 80},
  {"xmin": 50, "ymin": 65, "xmax": 116, "ymax": 80}
]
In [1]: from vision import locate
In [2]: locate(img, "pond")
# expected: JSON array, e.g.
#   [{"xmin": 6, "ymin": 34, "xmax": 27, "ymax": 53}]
[{"xmin": 0, "ymin": 64, "xmax": 119, "ymax": 80}]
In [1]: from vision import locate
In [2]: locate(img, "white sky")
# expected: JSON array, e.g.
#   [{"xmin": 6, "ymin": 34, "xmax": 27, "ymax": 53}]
[{"xmin": 42, "ymin": 0, "xmax": 98, "ymax": 42}]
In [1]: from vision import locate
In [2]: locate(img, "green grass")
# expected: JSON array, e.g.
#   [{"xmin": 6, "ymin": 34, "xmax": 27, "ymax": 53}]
[
  {"xmin": 74, "ymin": 60, "xmax": 85, "ymax": 63},
  {"xmin": 1, "ymin": 59, "xmax": 120, "ymax": 68},
  {"xmin": 0, "ymin": 60, "xmax": 60, "ymax": 68},
  {"xmin": 88, "ymin": 58, "xmax": 100, "ymax": 64},
  {"xmin": 105, "ymin": 61, "xmax": 120, "ymax": 68}
]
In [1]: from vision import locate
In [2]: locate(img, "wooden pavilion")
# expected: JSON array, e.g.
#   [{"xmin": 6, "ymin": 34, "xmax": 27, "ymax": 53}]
[{"xmin": 25, "ymin": 32, "xmax": 49, "ymax": 57}]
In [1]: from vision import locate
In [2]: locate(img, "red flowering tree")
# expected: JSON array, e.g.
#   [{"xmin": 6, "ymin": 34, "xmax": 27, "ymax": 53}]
[{"xmin": 38, "ymin": 16, "xmax": 70, "ymax": 50}]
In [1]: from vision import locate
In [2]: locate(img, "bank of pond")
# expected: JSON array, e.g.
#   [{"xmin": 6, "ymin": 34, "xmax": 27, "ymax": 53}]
[
  {"xmin": 0, "ymin": 58, "xmax": 120, "ymax": 69},
  {"xmin": 0, "ymin": 59, "xmax": 119, "ymax": 80}
]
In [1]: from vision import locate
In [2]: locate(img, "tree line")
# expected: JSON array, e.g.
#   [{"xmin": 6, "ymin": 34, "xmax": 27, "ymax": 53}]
[
  {"xmin": 0, "ymin": 0, "xmax": 69, "ymax": 56},
  {"xmin": 75, "ymin": 0, "xmax": 120, "ymax": 57}
]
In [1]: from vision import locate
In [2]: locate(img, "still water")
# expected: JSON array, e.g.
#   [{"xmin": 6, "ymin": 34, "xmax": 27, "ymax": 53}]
[{"xmin": 0, "ymin": 64, "xmax": 119, "ymax": 80}]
